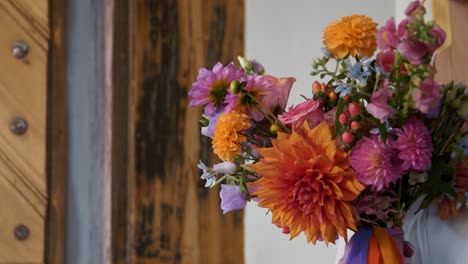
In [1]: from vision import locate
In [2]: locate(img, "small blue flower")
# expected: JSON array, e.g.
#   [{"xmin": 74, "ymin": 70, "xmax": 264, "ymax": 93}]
[
  {"xmin": 347, "ymin": 60, "xmax": 371, "ymax": 83},
  {"xmin": 461, "ymin": 137, "xmax": 468, "ymax": 155},
  {"xmin": 335, "ymin": 82, "xmax": 350, "ymax": 97},
  {"xmin": 321, "ymin": 47, "xmax": 333, "ymax": 58},
  {"xmin": 198, "ymin": 161, "xmax": 216, "ymax": 187}
]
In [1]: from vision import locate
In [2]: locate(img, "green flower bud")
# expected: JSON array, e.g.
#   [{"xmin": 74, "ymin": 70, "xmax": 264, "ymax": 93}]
[
  {"xmin": 230, "ymin": 80, "xmax": 241, "ymax": 94},
  {"xmin": 238, "ymin": 56, "xmax": 252, "ymax": 72},
  {"xmin": 270, "ymin": 124, "xmax": 280, "ymax": 134},
  {"xmin": 446, "ymin": 90, "xmax": 456, "ymax": 103},
  {"xmin": 452, "ymin": 98, "xmax": 462, "ymax": 109},
  {"xmin": 457, "ymin": 102, "xmax": 468, "ymax": 118},
  {"xmin": 455, "ymin": 83, "xmax": 467, "ymax": 96},
  {"xmin": 199, "ymin": 115, "xmax": 209, "ymax": 127}
]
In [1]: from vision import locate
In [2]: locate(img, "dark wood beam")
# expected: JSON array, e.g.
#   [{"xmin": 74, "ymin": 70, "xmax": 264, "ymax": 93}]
[{"xmin": 45, "ymin": 0, "xmax": 67, "ymax": 263}]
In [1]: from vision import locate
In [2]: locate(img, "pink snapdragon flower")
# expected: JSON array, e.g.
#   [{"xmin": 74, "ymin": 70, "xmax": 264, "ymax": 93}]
[
  {"xmin": 351, "ymin": 135, "xmax": 404, "ymax": 191},
  {"xmin": 376, "ymin": 50, "xmax": 408, "ymax": 74},
  {"xmin": 394, "ymin": 118, "xmax": 433, "ymax": 171},
  {"xmin": 376, "ymin": 17, "xmax": 400, "ymax": 50},
  {"xmin": 412, "ymin": 78, "xmax": 442, "ymax": 114},
  {"xmin": 405, "ymin": 0, "xmax": 421, "ymax": 15},
  {"xmin": 366, "ymin": 86, "xmax": 397, "ymax": 121},
  {"xmin": 427, "ymin": 25, "xmax": 446, "ymax": 52},
  {"xmin": 397, "ymin": 40, "xmax": 428, "ymax": 64},
  {"xmin": 262, "ymin": 76, "xmax": 295, "ymax": 111},
  {"xmin": 278, "ymin": 99, "xmax": 324, "ymax": 130}
]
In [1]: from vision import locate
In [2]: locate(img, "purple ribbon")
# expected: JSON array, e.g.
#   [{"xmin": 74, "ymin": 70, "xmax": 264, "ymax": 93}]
[{"xmin": 346, "ymin": 226, "xmax": 373, "ymax": 264}]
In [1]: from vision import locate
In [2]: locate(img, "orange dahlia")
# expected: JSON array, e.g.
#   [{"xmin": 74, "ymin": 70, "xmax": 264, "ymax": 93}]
[
  {"xmin": 323, "ymin": 15, "xmax": 377, "ymax": 59},
  {"xmin": 212, "ymin": 111, "xmax": 251, "ymax": 161},
  {"xmin": 250, "ymin": 121, "xmax": 364, "ymax": 244}
]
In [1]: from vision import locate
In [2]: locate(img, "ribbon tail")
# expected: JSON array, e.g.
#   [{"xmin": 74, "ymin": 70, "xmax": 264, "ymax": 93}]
[
  {"xmin": 367, "ymin": 235, "xmax": 383, "ymax": 264},
  {"xmin": 345, "ymin": 226, "xmax": 373, "ymax": 264},
  {"xmin": 373, "ymin": 226, "xmax": 403, "ymax": 264}
]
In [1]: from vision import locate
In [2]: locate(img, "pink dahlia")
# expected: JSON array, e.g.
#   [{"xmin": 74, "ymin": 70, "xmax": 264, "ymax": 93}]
[
  {"xmin": 394, "ymin": 118, "xmax": 433, "ymax": 171},
  {"xmin": 188, "ymin": 62, "xmax": 244, "ymax": 116},
  {"xmin": 278, "ymin": 99, "xmax": 325, "ymax": 130},
  {"xmin": 351, "ymin": 135, "xmax": 404, "ymax": 191}
]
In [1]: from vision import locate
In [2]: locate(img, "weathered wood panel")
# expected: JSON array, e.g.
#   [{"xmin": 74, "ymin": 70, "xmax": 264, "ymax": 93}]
[
  {"xmin": 0, "ymin": 0, "xmax": 48, "ymax": 262},
  {"xmin": 126, "ymin": 0, "xmax": 245, "ymax": 263}
]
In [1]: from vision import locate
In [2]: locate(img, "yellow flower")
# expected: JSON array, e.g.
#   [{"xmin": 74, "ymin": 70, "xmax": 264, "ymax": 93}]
[
  {"xmin": 323, "ymin": 15, "xmax": 377, "ymax": 59},
  {"xmin": 213, "ymin": 111, "xmax": 251, "ymax": 161},
  {"xmin": 250, "ymin": 121, "xmax": 364, "ymax": 244}
]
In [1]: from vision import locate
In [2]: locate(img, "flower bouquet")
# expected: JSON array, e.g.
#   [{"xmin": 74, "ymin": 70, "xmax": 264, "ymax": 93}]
[{"xmin": 188, "ymin": 1, "xmax": 468, "ymax": 263}]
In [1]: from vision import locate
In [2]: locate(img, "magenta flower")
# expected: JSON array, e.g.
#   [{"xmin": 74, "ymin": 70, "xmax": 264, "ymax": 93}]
[
  {"xmin": 351, "ymin": 135, "xmax": 404, "ymax": 191},
  {"xmin": 188, "ymin": 62, "xmax": 244, "ymax": 116},
  {"xmin": 405, "ymin": 0, "xmax": 421, "ymax": 15},
  {"xmin": 397, "ymin": 40, "xmax": 428, "ymax": 64},
  {"xmin": 394, "ymin": 118, "xmax": 433, "ymax": 171},
  {"xmin": 262, "ymin": 75, "xmax": 295, "ymax": 112},
  {"xmin": 397, "ymin": 19, "xmax": 409, "ymax": 39},
  {"xmin": 427, "ymin": 25, "xmax": 446, "ymax": 52},
  {"xmin": 376, "ymin": 17, "xmax": 400, "ymax": 50},
  {"xmin": 220, "ymin": 184, "xmax": 247, "ymax": 214},
  {"xmin": 278, "ymin": 99, "xmax": 324, "ymax": 130},
  {"xmin": 225, "ymin": 75, "xmax": 295, "ymax": 121},
  {"xmin": 412, "ymin": 78, "xmax": 442, "ymax": 114},
  {"xmin": 366, "ymin": 86, "xmax": 397, "ymax": 121}
]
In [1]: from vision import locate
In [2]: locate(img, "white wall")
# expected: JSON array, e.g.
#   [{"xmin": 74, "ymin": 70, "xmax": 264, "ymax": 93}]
[{"xmin": 245, "ymin": 1, "xmax": 395, "ymax": 263}]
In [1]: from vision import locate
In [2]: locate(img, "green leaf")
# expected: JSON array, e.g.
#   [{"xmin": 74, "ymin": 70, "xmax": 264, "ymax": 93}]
[{"xmin": 335, "ymin": 97, "xmax": 345, "ymax": 133}]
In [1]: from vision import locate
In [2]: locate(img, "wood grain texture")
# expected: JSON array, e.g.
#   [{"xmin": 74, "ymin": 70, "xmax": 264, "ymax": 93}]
[
  {"xmin": 125, "ymin": 0, "xmax": 245, "ymax": 263},
  {"xmin": 45, "ymin": 0, "xmax": 67, "ymax": 263},
  {"xmin": 0, "ymin": 0, "xmax": 48, "ymax": 262},
  {"xmin": 434, "ymin": 0, "xmax": 468, "ymax": 84}
]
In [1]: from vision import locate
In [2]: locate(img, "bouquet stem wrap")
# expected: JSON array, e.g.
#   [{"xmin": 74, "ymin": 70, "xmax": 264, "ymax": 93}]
[{"xmin": 340, "ymin": 226, "xmax": 407, "ymax": 264}]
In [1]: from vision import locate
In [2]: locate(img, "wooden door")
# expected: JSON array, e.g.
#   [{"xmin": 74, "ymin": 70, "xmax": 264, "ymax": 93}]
[{"xmin": 0, "ymin": 1, "xmax": 48, "ymax": 263}]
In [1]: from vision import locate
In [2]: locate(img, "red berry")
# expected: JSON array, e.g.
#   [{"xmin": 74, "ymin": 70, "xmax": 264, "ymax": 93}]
[
  {"xmin": 350, "ymin": 121, "xmax": 360, "ymax": 130},
  {"xmin": 282, "ymin": 226, "xmax": 290, "ymax": 234},
  {"xmin": 349, "ymin": 103, "xmax": 361, "ymax": 116},
  {"xmin": 339, "ymin": 113, "xmax": 349, "ymax": 124},
  {"xmin": 342, "ymin": 131, "xmax": 354, "ymax": 143}
]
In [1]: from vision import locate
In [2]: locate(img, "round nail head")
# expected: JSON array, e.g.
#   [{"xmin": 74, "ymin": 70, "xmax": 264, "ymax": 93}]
[
  {"xmin": 14, "ymin": 224, "xmax": 30, "ymax": 240},
  {"xmin": 10, "ymin": 118, "xmax": 28, "ymax": 135},
  {"xmin": 12, "ymin": 40, "xmax": 29, "ymax": 59}
]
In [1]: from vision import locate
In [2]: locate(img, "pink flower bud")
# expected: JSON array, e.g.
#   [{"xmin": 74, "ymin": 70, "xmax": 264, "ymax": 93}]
[
  {"xmin": 351, "ymin": 121, "xmax": 360, "ymax": 130},
  {"xmin": 342, "ymin": 131, "xmax": 354, "ymax": 143},
  {"xmin": 339, "ymin": 113, "xmax": 349, "ymax": 124},
  {"xmin": 348, "ymin": 103, "xmax": 361, "ymax": 116}
]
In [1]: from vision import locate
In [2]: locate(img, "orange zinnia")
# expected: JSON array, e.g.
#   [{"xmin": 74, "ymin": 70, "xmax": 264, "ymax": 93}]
[
  {"xmin": 323, "ymin": 15, "xmax": 377, "ymax": 59},
  {"xmin": 212, "ymin": 111, "xmax": 251, "ymax": 161},
  {"xmin": 250, "ymin": 121, "xmax": 364, "ymax": 244}
]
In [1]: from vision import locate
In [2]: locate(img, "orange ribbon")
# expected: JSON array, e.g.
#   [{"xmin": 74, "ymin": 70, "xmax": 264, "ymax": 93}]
[{"xmin": 372, "ymin": 226, "xmax": 403, "ymax": 264}]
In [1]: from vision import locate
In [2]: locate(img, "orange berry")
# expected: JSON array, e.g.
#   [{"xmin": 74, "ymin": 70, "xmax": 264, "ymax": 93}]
[
  {"xmin": 312, "ymin": 81, "xmax": 321, "ymax": 93},
  {"xmin": 329, "ymin": 91, "xmax": 337, "ymax": 100}
]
